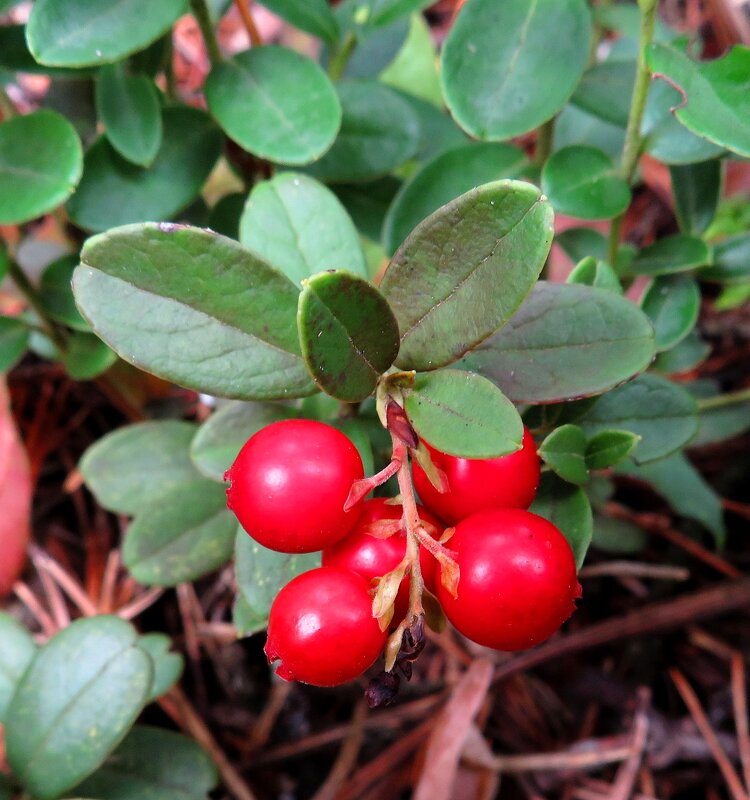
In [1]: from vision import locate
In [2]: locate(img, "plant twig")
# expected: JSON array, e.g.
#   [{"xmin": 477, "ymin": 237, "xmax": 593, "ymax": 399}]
[
  {"xmin": 608, "ymin": 688, "xmax": 651, "ymax": 800},
  {"xmin": 731, "ymin": 655, "xmax": 750, "ymax": 795},
  {"xmin": 233, "ymin": 0, "xmax": 262, "ymax": 46},
  {"xmin": 13, "ymin": 581, "xmax": 57, "ymax": 637},
  {"xmin": 580, "ymin": 560, "xmax": 690, "ymax": 581},
  {"xmin": 311, "ymin": 699, "xmax": 368, "ymax": 800},
  {"xmin": 328, "ymin": 32, "xmax": 356, "ymax": 81},
  {"xmin": 28, "ymin": 544, "xmax": 99, "ymax": 617},
  {"xmin": 190, "ymin": 0, "xmax": 222, "ymax": 66},
  {"xmin": 534, "ymin": 117, "xmax": 555, "ymax": 167},
  {"xmin": 6, "ymin": 259, "xmax": 67, "ymax": 351},
  {"xmin": 697, "ymin": 387, "xmax": 750, "ymax": 411}
]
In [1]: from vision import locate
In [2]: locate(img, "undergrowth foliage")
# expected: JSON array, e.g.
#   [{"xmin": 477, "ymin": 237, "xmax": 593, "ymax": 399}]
[{"xmin": 0, "ymin": 0, "xmax": 749, "ymax": 796}]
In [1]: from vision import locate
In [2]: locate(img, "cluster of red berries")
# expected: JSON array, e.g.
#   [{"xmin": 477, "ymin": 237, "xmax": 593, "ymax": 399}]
[{"xmin": 225, "ymin": 418, "xmax": 581, "ymax": 687}]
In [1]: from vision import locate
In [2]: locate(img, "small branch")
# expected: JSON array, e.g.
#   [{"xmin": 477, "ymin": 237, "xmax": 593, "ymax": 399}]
[
  {"xmin": 117, "ymin": 587, "xmax": 164, "ymax": 620},
  {"xmin": 328, "ymin": 32, "xmax": 356, "ymax": 81},
  {"xmin": 13, "ymin": 581, "xmax": 57, "ymax": 638},
  {"xmin": 28, "ymin": 544, "xmax": 99, "ymax": 617},
  {"xmin": 0, "ymin": 86, "xmax": 16, "ymax": 120},
  {"xmin": 580, "ymin": 560, "xmax": 689, "ymax": 581},
  {"xmin": 190, "ymin": 0, "xmax": 222, "ymax": 66},
  {"xmin": 234, "ymin": 0, "xmax": 262, "ymax": 46},
  {"xmin": 6, "ymin": 259, "xmax": 67, "ymax": 351},
  {"xmin": 534, "ymin": 117, "xmax": 555, "ymax": 168},
  {"xmin": 608, "ymin": 688, "xmax": 651, "ymax": 800},
  {"xmin": 311, "ymin": 699, "xmax": 368, "ymax": 800},
  {"xmin": 731, "ymin": 655, "xmax": 750, "ymax": 796},
  {"xmin": 697, "ymin": 387, "xmax": 750, "ymax": 411}
]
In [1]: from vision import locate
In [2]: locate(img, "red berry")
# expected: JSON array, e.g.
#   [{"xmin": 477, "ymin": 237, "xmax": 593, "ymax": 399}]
[
  {"xmin": 264, "ymin": 567, "xmax": 387, "ymax": 686},
  {"xmin": 436, "ymin": 509, "xmax": 580, "ymax": 651},
  {"xmin": 322, "ymin": 498, "xmax": 443, "ymax": 619},
  {"xmin": 412, "ymin": 427, "xmax": 540, "ymax": 524},
  {"xmin": 225, "ymin": 419, "xmax": 364, "ymax": 553}
]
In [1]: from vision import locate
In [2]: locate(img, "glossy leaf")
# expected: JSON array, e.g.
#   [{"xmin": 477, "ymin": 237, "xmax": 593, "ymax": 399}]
[
  {"xmin": 690, "ymin": 381, "xmax": 750, "ymax": 447},
  {"xmin": 206, "ymin": 47, "xmax": 340, "ymax": 166},
  {"xmin": 538, "ymin": 425, "xmax": 588, "ymax": 485},
  {"xmin": 208, "ymin": 193, "xmax": 245, "ymax": 240},
  {"xmin": 576, "ymin": 374, "xmax": 698, "ymax": 463},
  {"xmin": 572, "ymin": 60, "xmax": 635, "ymax": 126},
  {"xmin": 73, "ymin": 224, "xmax": 315, "ymax": 400},
  {"xmin": 27, "ymin": 0, "xmax": 188, "ymax": 67},
  {"xmin": 0, "ymin": 111, "xmax": 82, "ymax": 225},
  {"xmin": 641, "ymin": 275, "xmax": 700, "ymax": 352},
  {"xmin": 617, "ymin": 453, "xmax": 726, "ymax": 547},
  {"xmin": 0, "ymin": 613, "xmax": 35, "ymax": 722},
  {"xmin": 530, "ymin": 473, "xmax": 592, "ymax": 569},
  {"xmin": 234, "ymin": 531, "xmax": 320, "ymax": 636},
  {"xmin": 460, "ymin": 282, "xmax": 654, "ymax": 403},
  {"xmin": 5, "ymin": 616, "xmax": 152, "ymax": 800},
  {"xmin": 381, "ymin": 180, "xmax": 553, "ymax": 371},
  {"xmin": 627, "ymin": 234, "xmax": 710, "ymax": 276},
  {"xmin": 123, "ymin": 480, "xmax": 236, "ymax": 586},
  {"xmin": 585, "ymin": 429, "xmax": 641, "ymax": 470},
  {"xmin": 38, "ymin": 255, "xmax": 89, "ymax": 331},
  {"xmin": 257, "ymin": 0, "xmax": 339, "ymax": 42},
  {"xmin": 338, "ymin": 14, "xmax": 410, "ymax": 79},
  {"xmin": 239, "ymin": 173, "xmax": 365, "ymax": 286},
  {"xmin": 556, "ymin": 227, "xmax": 608, "ymax": 262},
  {"xmin": 542, "ymin": 145, "xmax": 630, "ymax": 220},
  {"xmin": 68, "ymin": 108, "xmax": 222, "ymax": 232},
  {"xmin": 396, "ymin": 92, "xmax": 467, "ymax": 164},
  {"xmin": 647, "ymin": 44, "xmax": 750, "ymax": 158},
  {"xmin": 379, "ymin": 14, "xmax": 442, "ymax": 107},
  {"xmin": 191, "ymin": 401, "xmax": 296, "ymax": 481},
  {"xmin": 63, "ymin": 332, "xmax": 117, "ymax": 380},
  {"xmin": 305, "ymin": 81, "xmax": 420, "ymax": 182},
  {"xmin": 554, "ymin": 103, "xmax": 626, "ymax": 161},
  {"xmin": 75, "ymin": 726, "xmax": 218, "ymax": 800},
  {"xmin": 700, "ymin": 234, "xmax": 750, "ymax": 283},
  {"xmin": 80, "ymin": 421, "xmax": 200, "ymax": 515},
  {"xmin": 137, "ymin": 634, "xmax": 183, "ymax": 702},
  {"xmin": 404, "ymin": 369, "xmax": 523, "ymax": 458},
  {"xmin": 652, "ymin": 329, "xmax": 710, "ymax": 375},
  {"xmin": 95, "ymin": 63, "xmax": 162, "ymax": 167},
  {"xmin": 297, "ymin": 270, "xmax": 400, "ymax": 401},
  {"xmin": 670, "ymin": 160, "xmax": 721, "ymax": 236},
  {"xmin": 0, "ymin": 317, "xmax": 29, "ymax": 372},
  {"xmin": 567, "ymin": 257, "xmax": 622, "ymax": 293},
  {"xmin": 441, "ymin": 0, "xmax": 591, "ymax": 140},
  {"xmin": 382, "ymin": 142, "xmax": 527, "ymax": 255},
  {"xmin": 333, "ymin": 177, "xmax": 402, "ymax": 241}
]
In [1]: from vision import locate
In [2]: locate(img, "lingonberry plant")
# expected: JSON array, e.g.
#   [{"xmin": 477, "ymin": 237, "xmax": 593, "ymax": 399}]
[{"xmin": 0, "ymin": 0, "xmax": 748, "ymax": 795}]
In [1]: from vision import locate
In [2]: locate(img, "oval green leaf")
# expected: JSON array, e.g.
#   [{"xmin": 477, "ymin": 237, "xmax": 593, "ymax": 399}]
[
  {"xmin": 95, "ymin": 63, "xmax": 162, "ymax": 167},
  {"xmin": 0, "ymin": 317, "xmax": 29, "ymax": 373},
  {"xmin": 80, "ymin": 420, "xmax": 200, "ymax": 515},
  {"xmin": 700, "ymin": 234, "xmax": 750, "ymax": 283},
  {"xmin": 538, "ymin": 424, "xmax": 588, "ymax": 485},
  {"xmin": 441, "ymin": 0, "xmax": 591, "ymax": 140},
  {"xmin": 123, "ymin": 480, "xmax": 236, "ymax": 586},
  {"xmin": 137, "ymin": 635, "xmax": 184, "ymax": 702},
  {"xmin": 584, "ymin": 429, "xmax": 641, "ymax": 471},
  {"xmin": 206, "ymin": 46, "xmax": 340, "ymax": 166},
  {"xmin": 459, "ymin": 282, "xmax": 655, "ymax": 403},
  {"xmin": 258, "ymin": 0, "xmax": 339, "ymax": 42},
  {"xmin": 297, "ymin": 270, "xmax": 400, "ymax": 401},
  {"xmin": 577, "ymin": 373, "xmax": 698, "ymax": 463},
  {"xmin": 383, "ymin": 142, "xmax": 527, "ymax": 255},
  {"xmin": 73, "ymin": 223, "xmax": 315, "ymax": 400},
  {"xmin": 641, "ymin": 274, "xmax": 700, "ymax": 352},
  {"xmin": 627, "ymin": 234, "xmax": 710, "ymax": 276},
  {"xmin": 381, "ymin": 180, "xmax": 554, "ymax": 371},
  {"xmin": 567, "ymin": 257, "xmax": 623, "ymax": 293},
  {"xmin": 27, "ymin": 0, "xmax": 188, "ymax": 67},
  {"xmin": 63, "ymin": 332, "xmax": 117, "ymax": 380},
  {"xmin": 571, "ymin": 60, "xmax": 635, "ymax": 126},
  {"xmin": 5, "ymin": 616, "xmax": 152, "ymax": 800},
  {"xmin": 305, "ymin": 80, "xmax": 420, "ymax": 182},
  {"xmin": 541, "ymin": 145, "xmax": 631, "ymax": 220},
  {"xmin": 239, "ymin": 173, "xmax": 365, "ymax": 286},
  {"xmin": 670, "ymin": 160, "xmax": 721, "ymax": 236},
  {"xmin": 0, "ymin": 613, "xmax": 36, "ymax": 722},
  {"xmin": 403, "ymin": 369, "xmax": 523, "ymax": 458},
  {"xmin": 38, "ymin": 255, "xmax": 89, "ymax": 331},
  {"xmin": 0, "ymin": 111, "xmax": 82, "ymax": 225},
  {"xmin": 652, "ymin": 329, "xmax": 710, "ymax": 375}
]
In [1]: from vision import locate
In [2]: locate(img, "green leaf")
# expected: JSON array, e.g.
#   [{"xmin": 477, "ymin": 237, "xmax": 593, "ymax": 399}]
[
  {"xmin": 379, "ymin": 14, "xmax": 442, "ymax": 107},
  {"xmin": 403, "ymin": 369, "xmax": 523, "ymax": 458},
  {"xmin": 459, "ymin": 282, "xmax": 654, "ymax": 403},
  {"xmin": 5, "ymin": 616, "xmax": 152, "ymax": 800},
  {"xmin": 305, "ymin": 80, "xmax": 420, "ymax": 182},
  {"xmin": 208, "ymin": 193, "xmax": 245, "ymax": 240},
  {"xmin": 0, "ymin": 613, "xmax": 35, "ymax": 722},
  {"xmin": 441, "ymin": 0, "xmax": 591, "ymax": 140},
  {"xmin": 297, "ymin": 270, "xmax": 400, "ymax": 402},
  {"xmin": 576, "ymin": 374, "xmax": 698, "ymax": 463},
  {"xmin": 67, "ymin": 108, "xmax": 222, "ymax": 232},
  {"xmin": 38, "ymin": 255, "xmax": 89, "ymax": 331},
  {"xmin": 337, "ymin": 14, "xmax": 410, "ymax": 79},
  {"xmin": 63, "ymin": 332, "xmax": 118, "ymax": 380},
  {"xmin": 191, "ymin": 401, "xmax": 296, "ymax": 481},
  {"xmin": 75, "ymin": 726, "xmax": 218, "ymax": 800},
  {"xmin": 73, "ymin": 223, "xmax": 315, "ymax": 400},
  {"xmin": 538, "ymin": 424, "xmax": 588, "ymax": 485},
  {"xmin": 689, "ymin": 380, "xmax": 750, "ymax": 447},
  {"xmin": 670, "ymin": 160, "xmax": 721, "ymax": 236},
  {"xmin": 541, "ymin": 145, "xmax": 631, "ymax": 220},
  {"xmin": 0, "ymin": 317, "xmax": 29, "ymax": 373},
  {"xmin": 652, "ymin": 329, "xmax": 710, "ymax": 375},
  {"xmin": 591, "ymin": 514, "xmax": 647, "ymax": 554},
  {"xmin": 27, "ymin": 0, "xmax": 188, "ymax": 67},
  {"xmin": 647, "ymin": 44, "xmax": 750, "ymax": 158},
  {"xmin": 0, "ymin": 111, "xmax": 82, "ymax": 225},
  {"xmin": 553, "ymin": 104, "xmax": 626, "ymax": 161},
  {"xmin": 530, "ymin": 473, "xmax": 592, "ymax": 569},
  {"xmin": 137, "ymin": 635, "xmax": 183, "ymax": 702},
  {"xmin": 700, "ymin": 234, "xmax": 750, "ymax": 283},
  {"xmin": 396, "ymin": 91, "xmax": 467, "ymax": 164},
  {"xmin": 257, "ymin": 0, "xmax": 339, "ymax": 42},
  {"xmin": 571, "ymin": 59, "xmax": 635, "ymax": 126},
  {"xmin": 617, "ymin": 453, "xmax": 726, "ymax": 547},
  {"xmin": 380, "ymin": 180, "xmax": 553, "ymax": 371},
  {"xmin": 95, "ymin": 63, "xmax": 162, "ymax": 167},
  {"xmin": 567, "ymin": 257, "xmax": 623, "ymax": 293},
  {"xmin": 234, "ymin": 531, "xmax": 320, "ymax": 637},
  {"xmin": 332, "ymin": 177, "xmax": 402, "ymax": 241},
  {"xmin": 239, "ymin": 173, "xmax": 366, "ymax": 286},
  {"xmin": 715, "ymin": 282, "xmax": 750, "ymax": 309},
  {"xmin": 585, "ymin": 429, "xmax": 641, "ymax": 470},
  {"xmin": 640, "ymin": 275, "xmax": 700, "ymax": 353},
  {"xmin": 80, "ymin": 420, "xmax": 200, "ymax": 515},
  {"xmin": 627, "ymin": 234, "xmax": 710, "ymax": 276},
  {"xmin": 367, "ymin": 0, "xmax": 433, "ymax": 26},
  {"xmin": 382, "ymin": 142, "xmax": 527, "ymax": 255},
  {"xmin": 123, "ymin": 480, "xmax": 236, "ymax": 586},
  {"xmin": 205, "ymin": 46, "xmax": 340, "ymax": 166},
  {"xmin": 556, "ymin": 227, "xmax": 608, "ymax": 261}
]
